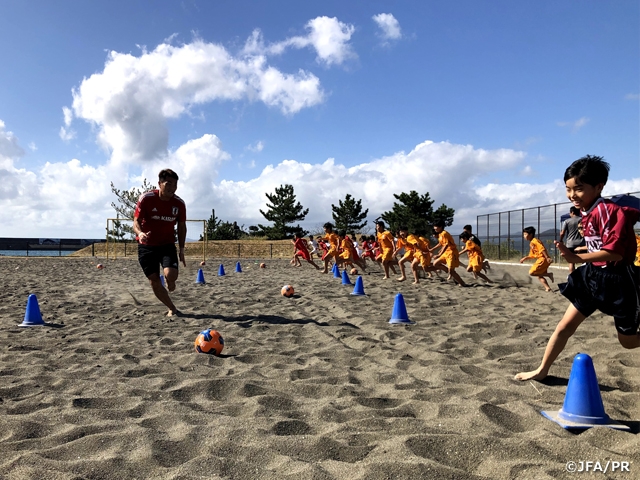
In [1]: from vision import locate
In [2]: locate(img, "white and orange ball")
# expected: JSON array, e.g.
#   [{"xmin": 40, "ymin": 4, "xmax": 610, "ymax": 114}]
[
  {"xmin": 194, "ymin": 329, "xmax": 224, "ymax": 356},
  {"xmin": 350, "ymin": 268, "xmax": 358, "ymax": 275},
  {"xmin": 96, "ymin": 264, "xmax": 104, "ymax": 270},
  {"xmin": 281, "ymin": 285, "xmax": 295, "ymax": 297},
  {"xmin": 260, "ymin": 263, "xmax": 266, "ymax": 268},
  {"xmin": 200, "ymin": 261, "xmax": 206, "ymax": 266}
]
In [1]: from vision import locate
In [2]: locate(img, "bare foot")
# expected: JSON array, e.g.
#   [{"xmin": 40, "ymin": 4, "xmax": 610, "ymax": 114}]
[
  {"xmin": 383, "ymin": 276, "xmax": 390, "ymax": 280},
  {"xmin": 412, "ymin": 280, "xmax": 419, "ymax": 285},
  {"xmin": 166, "ymin": 309, "xmax": 180, "ymax": 317},
  {"xmin": 397, "ymin": 276, "xmax": 406, "ymax": 282},
  {"xmin": 514, "ymin": 368, "xmax": 547, "ymax": 381},
  {"xmin": 545, "ymin": 287, "xmax": 552, "ymax": 292}
]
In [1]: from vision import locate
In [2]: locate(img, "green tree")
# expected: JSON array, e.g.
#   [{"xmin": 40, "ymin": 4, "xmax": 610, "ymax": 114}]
[
  {"xmin": 109, "ymin": 179, "xmax": 156, "ymax": 240},
  {"xmin": 331, "ymin": 193, "xmax": 369, "ymax": 233},
  {"xmin": 380, "ymin": 190, "xmax": 454, "ymax": 235},
  {"xmin": 258, "ymin": 184, "xmax": 309, "ymax": 239},
  {"xmin": 200, "ymin": 209, "xmax": 244, "ymax": 240}
]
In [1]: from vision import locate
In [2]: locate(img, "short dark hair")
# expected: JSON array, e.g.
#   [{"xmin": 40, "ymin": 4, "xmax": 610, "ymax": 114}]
[
  {"xmin": 337, "ymin": 230, "xmax": 346, "ymax": 237},
  {"xmin": 459, "ymin": 231, "xmax": 471, "ymax": 240},
  {"xmin": 563, "ymin": 155, "xmax": 609, "ymax": 186},
  {"xmin": 523, "ymin": 226, "xmax": 536, "ymax": 236},
  {"xmin": 376, "ymin": 221, "xmax": 385, "ymax": 229},
  {"xmin": 398, "ymin": 225, "xmax": 408, "ymax": 232},
  {"xmin": 569, "ymin": 206, "xmax": 580, "ymax": 215},
  {"xmin": 434, "ymin": 220, "xmax": 445, "ymax": 228},
  {"xmin": 463, "ymin": 224, "xmax": 473, "ymax": 232},
  {"xmin": 294, "ymin": 232, "xmax": 302, "ymax": 238},
  {"xmin": 323, "ymin": 222, "xmax": 334, "ymax": 231},
  {"xmin": 158, "ymin": 169, "xmax": 179, "ymax": 182}
]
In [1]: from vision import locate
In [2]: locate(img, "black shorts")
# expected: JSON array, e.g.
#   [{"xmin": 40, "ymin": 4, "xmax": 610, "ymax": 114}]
[
  {"xmin": 559, "ymin": 263, "xmax": 640, "ymax": 336},
  {"xmin": 138, "ymin": 243, "xmax": 179, "ymax": 278}
]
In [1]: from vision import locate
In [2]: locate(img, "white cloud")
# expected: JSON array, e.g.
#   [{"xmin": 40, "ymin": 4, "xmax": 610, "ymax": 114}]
[
  {"xmin": 62, "ymin": 106, "xmax": 73, "ymax": 126},
  {"xmin": 519, "ymin": 165, "xmax": 535, "ymax": 176},
  {"xmin": 70, "ymin": 38, "xmax": 324, "ymax": 166},
  {"xmin": 557, "ymin": 116, "xmax": 590, "ymax": 133},
  {"xmin": 373, "ymin": 13, "xmax": 402, "ymax": 41},
  {"xmin": 59, "ymin": 126, "xmax": 76, "ymax": 141},
  {"xmin": 28, "ymin": 142, "xmax": 37, "ymax": 152},
  {"xmin": 625, "ymin": 93, "xmax": 640, "ymax": 101},
  {"xmin": 243, "ymin": 16, "xmax": 356, "ymax": 66},
  {"xmin": 246, "ymin": 140, "xmax": 264, "ymax": 152}
]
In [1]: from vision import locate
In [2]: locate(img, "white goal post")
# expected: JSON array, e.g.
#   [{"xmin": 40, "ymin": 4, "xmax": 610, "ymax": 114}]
[{"xmin": 105, "ymin": 218, "xmax": 207, "ymax": 261}]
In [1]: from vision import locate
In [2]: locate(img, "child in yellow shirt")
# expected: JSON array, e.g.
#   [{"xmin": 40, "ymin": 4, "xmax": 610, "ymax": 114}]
[{"xmin": 520, "ymin": 226, "xmax": 554, "ymax": 292}]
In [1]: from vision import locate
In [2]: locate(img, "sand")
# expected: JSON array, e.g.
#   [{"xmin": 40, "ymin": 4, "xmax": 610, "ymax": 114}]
[{"xmin": 0, "ymin": 256, "xmax": 638, "ymax": 479}]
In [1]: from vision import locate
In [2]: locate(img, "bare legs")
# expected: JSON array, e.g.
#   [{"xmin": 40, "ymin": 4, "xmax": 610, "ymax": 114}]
[{"xmin": 148, "ymin": 268, "xmax": 179, "ymax": 316}]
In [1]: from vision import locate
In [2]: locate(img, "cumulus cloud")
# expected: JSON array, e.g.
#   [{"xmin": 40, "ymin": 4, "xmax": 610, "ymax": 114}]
[
  {"xmin": 373, "ymin": 13, "xmax": 402, "ymax": 42},
  {"xmin": 243, "ymin": 16, "xmax": 356, "ymax": 66},
  {"xmin": 68, "ymin": 38, "xmax": 324, "ymax": 165},
  {"xmin": 557, "ymin": 116, "xmax": 590, "ymax": 133},
  {"xmin": 246, "ymin": 140, "xmax": 264, "ymax": 152}
]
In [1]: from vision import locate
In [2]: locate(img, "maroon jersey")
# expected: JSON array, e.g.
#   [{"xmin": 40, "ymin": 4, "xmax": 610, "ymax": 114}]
[
  {"xmin": 581, "ymin": 197, "xmax": 639, "ymax": 267},
  {"xmin": 134, "ymin": 190, "xmax": 187, "ymax": 246}
]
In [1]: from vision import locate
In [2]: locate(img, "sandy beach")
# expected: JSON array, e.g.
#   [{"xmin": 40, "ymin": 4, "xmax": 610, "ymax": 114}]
[{"xmin": 0, "ymin": 256, "xmax": 638, "ymax": 479}]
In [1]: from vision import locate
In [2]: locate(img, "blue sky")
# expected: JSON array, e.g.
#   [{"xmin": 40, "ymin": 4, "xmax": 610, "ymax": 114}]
[{"xmin": 0, "ymin": 0, "xmax": 638, "ymax": 238}]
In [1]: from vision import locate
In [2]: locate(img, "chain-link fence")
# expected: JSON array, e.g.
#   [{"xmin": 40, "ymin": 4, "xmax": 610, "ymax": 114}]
[{"xmin": 477, "ymin": 192, "xmax": 640, "ymax": 263}]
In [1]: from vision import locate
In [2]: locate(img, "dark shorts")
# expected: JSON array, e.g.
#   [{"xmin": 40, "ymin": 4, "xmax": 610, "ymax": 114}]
[
  {"xmin": 559, "ymin": 263, "xmax": 640, "ymax": 336},
  {"xmin": 138, "ymin": 243, "xmax": 179, "ymax": 278}
]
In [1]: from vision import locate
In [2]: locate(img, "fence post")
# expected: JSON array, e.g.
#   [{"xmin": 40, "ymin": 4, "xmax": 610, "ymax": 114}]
[
  {"xmin": 498, "ymin": 212, "xmax": 501, "ymax": 260},
  {"xmin": 270, "ymin": 244, "xmax": 273, "ymax": 258},
  {"xmin": 507, "ymin": 211, "xmax": 511, "ymax": 261},
  {"xmin": 238, "ymin": 244, "xmax": 240, "ymax": 258},
  {"xmin": 92, "ymin": 243, "xmax": 95, "ymax": 256}
]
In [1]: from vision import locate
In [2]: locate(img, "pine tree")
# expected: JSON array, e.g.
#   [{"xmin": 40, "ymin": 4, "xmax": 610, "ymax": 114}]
[
  {"xmin": 331, "ymin": 194, "xmax": 369, "ymax": 233},
  {"xmin": 258, "ymin": 184, "xmax": 309, "ymax": 239},
  {"xmin": 380, "ymin": 190, "xmax": 454, "ymax": 235},
  {"xmin": 109, "ymin": 179, "xmax": 156, "ymax": 240}
]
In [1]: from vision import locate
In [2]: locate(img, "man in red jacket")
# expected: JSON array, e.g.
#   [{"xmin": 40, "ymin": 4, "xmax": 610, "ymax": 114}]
[{"xmin": 133, "ymin": 169, "xmax": 187, "ymax": 316}]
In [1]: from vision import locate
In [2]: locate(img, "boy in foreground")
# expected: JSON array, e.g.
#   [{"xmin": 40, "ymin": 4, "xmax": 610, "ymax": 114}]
[{"xmin": 516, "ymin": 155, "xmax": 640, "ymax": 381}]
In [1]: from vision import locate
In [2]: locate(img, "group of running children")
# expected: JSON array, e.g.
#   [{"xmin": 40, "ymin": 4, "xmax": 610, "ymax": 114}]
[{"xmin": 290, "ymin": 220, "xmax": 494, "ymax": 287}]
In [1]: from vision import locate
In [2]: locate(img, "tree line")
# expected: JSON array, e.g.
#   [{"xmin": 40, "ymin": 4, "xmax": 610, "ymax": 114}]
[{"xmin": 108, "ymin": 181, "xmax": 455, "ymax": 241}]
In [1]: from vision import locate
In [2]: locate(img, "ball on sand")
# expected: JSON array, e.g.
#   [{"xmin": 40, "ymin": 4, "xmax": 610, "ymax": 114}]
[
  {"xmin": 96, "ymin": 264, "xmax": 104, "ymax": 270},
  {"xmin": 350, "ymin": 268, "xmax": 358, "ymax": 275},
  {"xmin": 194, "ymin": 329, "xmax": 224, "ymax": 355},
  {"xmin": 200, "ymin": 261, "xmax": 206, "ymax": 266},
  {"xmin": 281, "ymin": 285, "xmax": 295, "ymax": 297},
  {"xmin": 260, "ymin": 263, "xmax": 266, "ymax": 268}
]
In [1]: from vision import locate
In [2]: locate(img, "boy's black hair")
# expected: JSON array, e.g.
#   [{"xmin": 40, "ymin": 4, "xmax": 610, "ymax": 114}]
[
  {"xmin": 376, "ymin": 220, "xmax": 385, "ymax": 228},
  {"xmin": 337, "ymin": 229, "xmax": 346, "ymax": 238},
  {"xmin": 523, "ymin": 226, "xmax": 536, "ymax": 236},
  {"xmin": 158, "ymin": 168, "xmax": 179, "ymax": 182},
  {"xmin": 569, "ymin": 206, "xmax": 580, "ymax": 215},
  {"xmin": 563, "ymin": 155, "xmax": 609, "ymax": 186},
  {"xmin": 368, "ymin": 235, "xmax": 376, "ymax": 241},
  {"xmin": 323, "ymin": 222, "xmax": 334, "ymax": 231},
  {"xmin": 459, "ymin": 231, "xmax": 471, "ymax": 240},
  {"xmin": 294, "ymin": 232, "xmax": 302, "ymax": 238},
  {"xmin": 463, "ymin": 224, "xmax": 473, "ymax": 232},
  {"xmin": 360, "ymin": 235, "xmax": 367, "ymax": 242},
  {"xmin": 434, "ymin": 220, "xmax": 445, "ymax": 228},
  {"xmin": 398, "ymin": 225, "xmax": 408, "ymax": 232},
  {"xmin": 308, "ymin": 235, "xmax": 314, "ymax": 239}
]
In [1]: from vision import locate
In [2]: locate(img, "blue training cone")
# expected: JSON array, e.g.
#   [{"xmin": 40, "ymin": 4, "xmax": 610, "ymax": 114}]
[
  {"xmin": 331, "ymin": 263, "xmax": 338, "ymax": 275},
  {"xmin": 196, "ymin": 268, "xmax": 206, "ymax": 284},
  {"xmin": 19, "ymin": 294, "xmax": 45, "ymax": 327},
  {"xmin": 333, "ymin": 265, "xmax": 341, "ymax": 278},
  {"xmin": 351, "ymin": 276, "xmax": 366, "ymax": 296},
  {"xmin": 160, "ymin": 274, "xmax": 166, "ymax": 287},
  {"xmin": 389, "ymin": 293, "xmax": 414, "ymax": 325},
  {"xmin": 541, "ymin": 353, "xmax": 629, "ymax": 430},
  {"xmin": 235, "ymin": 261, "xmax": 242, "ymax": 273},
  {"xmin": 217, "ymin": 264, "xmax": 225, "ymax": 276},
  {"xmin": 341, "ymin": 269, "xmax": 352, "ymax": 285}
]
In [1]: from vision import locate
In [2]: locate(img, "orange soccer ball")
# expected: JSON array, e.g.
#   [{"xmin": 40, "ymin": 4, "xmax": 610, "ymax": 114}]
[
  {"xmin": 200, "ymin": 261, "xmax": 206, "ymax": 266},
  {"xmin": 194, "ymin": 329, "xmax": 224, "ymax": 356},
  {"xmin": 260, "ymin": 263, "xmax": 266, "ymax": 268},
  {"xmin": 281, "ymin": 285, "xmax": 295, "ymax": 297},
  {"xmin": 350, "ymin": 268, "xmax": 358, "ymax": 275},
  {"xmin": 96, "ymin": 264, "xmax": 104, "ymax": 270}
]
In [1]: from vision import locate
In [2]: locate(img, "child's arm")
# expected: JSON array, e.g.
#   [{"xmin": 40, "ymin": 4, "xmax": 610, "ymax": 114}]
[{"xmin": 555, "ymin": 241, "xmax": 623, "ymax": 264}]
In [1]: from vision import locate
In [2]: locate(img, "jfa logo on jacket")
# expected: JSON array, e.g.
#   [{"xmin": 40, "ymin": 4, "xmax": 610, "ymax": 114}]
[{"xmin": 172, "ymin": 206, "xmax": 179, "ymax": 216}]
